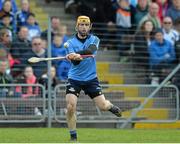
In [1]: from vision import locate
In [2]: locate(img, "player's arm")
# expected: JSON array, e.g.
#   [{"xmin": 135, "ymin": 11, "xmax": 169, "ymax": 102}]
[
  {"xmin": 76, "ymin": 44, "xmax": 97, "ymax": 55},
  {"xmin": 67, "ymin": 45, "xmax": 97, "ymax": 65},
  {"xmin": 76, "ymin": 36, "xmax": 99, "ymax": 55},
  {"xmin": 66, "ymin": 53, "xmax": 82, "ymax": 65},
  {"xmin": 66, "ymin": 53, "xmax": 82, "ymax": 61},
  {"xmin": 64, "ymin": 41, "xmax": 82, "ymax": 61}
]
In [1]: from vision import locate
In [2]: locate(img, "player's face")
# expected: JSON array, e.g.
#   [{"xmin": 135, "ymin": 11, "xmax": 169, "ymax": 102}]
[{"xmin": 77, "ymin": 23, "xmax": 91, "ymax": 37}]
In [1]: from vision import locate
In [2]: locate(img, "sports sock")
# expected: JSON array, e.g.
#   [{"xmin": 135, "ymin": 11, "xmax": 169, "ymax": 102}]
[{"xmin": 70, "ymin": 130, "xmax": 77, "ymax": 140}]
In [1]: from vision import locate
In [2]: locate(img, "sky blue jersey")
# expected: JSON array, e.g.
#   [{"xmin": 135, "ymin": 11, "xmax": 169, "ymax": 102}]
[{"xmin": 65, "ymin": 34, "xmax": 100, "ymax": 81}]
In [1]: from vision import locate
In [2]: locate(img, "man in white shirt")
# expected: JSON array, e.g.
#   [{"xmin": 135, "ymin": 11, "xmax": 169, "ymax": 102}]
[{"xmin": 162, "ymin": 16, "xmax": 179, "ymax": 46}]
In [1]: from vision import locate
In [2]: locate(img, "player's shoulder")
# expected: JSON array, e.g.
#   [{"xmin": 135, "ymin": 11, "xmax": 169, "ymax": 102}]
[
  {"xmin": 89, "ymin": 34, "xmax": 100, "ymax": 42},
  {"xmin": 63, "ymin": 35, "xmax": 76, "ymax": 48},
  {"xmin": 89, "ymin": 34, "xmax": 99, "ymax": 39}
]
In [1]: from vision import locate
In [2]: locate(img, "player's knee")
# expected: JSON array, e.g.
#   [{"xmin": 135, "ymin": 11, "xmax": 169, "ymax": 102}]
[{"xmin": 67, "ymin": 103, "xmax": 76, "ymax": 114}]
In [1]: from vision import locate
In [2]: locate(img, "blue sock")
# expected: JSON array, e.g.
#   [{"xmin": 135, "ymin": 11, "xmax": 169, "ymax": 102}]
[{"xmin": 70, "ymin": 130, "xmax": 77, "ymax": 139}]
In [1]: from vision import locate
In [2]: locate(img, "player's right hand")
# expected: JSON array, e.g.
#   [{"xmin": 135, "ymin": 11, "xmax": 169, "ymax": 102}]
[
  {"xmin": 66, "ymin": 53, "xmax": 82, "ymax": 61},
  {"xmin": 66, "ymin": 53, "xmax": 75, "ymax": 60},
  {"xmin": 73, "ymin": 54, "xmax": 82, "ymax": 60}
]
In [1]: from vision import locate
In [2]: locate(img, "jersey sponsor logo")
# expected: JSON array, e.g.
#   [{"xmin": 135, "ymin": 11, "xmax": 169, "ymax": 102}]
[
  {"xmin": 69, "ymin": 87, "xmax": 75, "ymax": 92},
  {"xmin": 96, "ymin": 87, "xmax": 101, "ymax": 90}
]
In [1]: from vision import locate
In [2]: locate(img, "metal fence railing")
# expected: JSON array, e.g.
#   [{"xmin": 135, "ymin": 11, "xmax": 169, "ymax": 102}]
[
  {"xmin": 54, "ymin": 84, "xmax": 179, "ymax": 125},
  {"xmin": 0, "ymin": 83, "xmax": 178, "ymax": 126},
  {"xmin": 0, "ymin": 84, "xmax": 46, "ymax": 123}
]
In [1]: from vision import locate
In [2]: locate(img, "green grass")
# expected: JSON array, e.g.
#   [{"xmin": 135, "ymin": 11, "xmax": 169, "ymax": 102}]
[{"xmin": 0, "ymin": 128, "xmax": 179, "ymax": 143}]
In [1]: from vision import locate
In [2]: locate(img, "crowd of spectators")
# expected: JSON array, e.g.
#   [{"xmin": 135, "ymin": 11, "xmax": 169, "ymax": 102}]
[
  {"xmin": 0, "ymin": 0, "xmax": 180, "ymax": 95},
  {"xmin": 0, "ymin": 0, "xmax": 70, "ymax": 106},
  {"xmin": 64, "ymin": 0, "xmax": 180, "ymax": 85}
]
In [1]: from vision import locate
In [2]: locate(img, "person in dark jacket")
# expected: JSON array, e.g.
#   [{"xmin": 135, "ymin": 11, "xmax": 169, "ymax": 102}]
[
  {"xmin": 0, "ymin": 60, "xmax": 14, "ymax": 97},
  {"xmin": 134, "ymin": 19, "xmax": 155, "ymax": 68},
  {"xmin": 22, "ymin": 36, "xmax": 47, "ymax": 77}
]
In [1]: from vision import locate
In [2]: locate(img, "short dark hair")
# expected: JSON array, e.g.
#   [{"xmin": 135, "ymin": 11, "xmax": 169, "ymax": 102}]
[
  {"xmin": 51, "ymin": 16, "xmax": 59, "ymax": 21},
  {"xmin": 27, "ymin": 12, "xmax": 35, "ymax": 18}
]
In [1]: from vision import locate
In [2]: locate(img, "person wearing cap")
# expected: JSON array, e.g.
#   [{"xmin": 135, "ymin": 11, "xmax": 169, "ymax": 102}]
[
  {"xmin": 64, "ymin": 15, "xmax": 122, "ymax": 142},
  {"xmin": 149, "ymin": 28, "xmax": 176, "ymax": 82}
]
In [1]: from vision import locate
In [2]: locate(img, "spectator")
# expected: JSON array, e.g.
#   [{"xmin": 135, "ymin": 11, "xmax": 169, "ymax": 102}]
[
  {"xmin": 166, "ymin": 0, "xmax": 180, "ymax": 23},
  {"xmin": 25, "ymin": 13, "xmax": 41, "ymax": 41},
  {"xmin": 138, "ymin": 2, "xmax": 161, "ymax": 29},
  {"xmin": 10, "ymin": 26, "xmax": 31, "ymax": 76},
  {"xmin": 129, "ymin": 0, "xmax": 138, "ymax": 7},
  {"xmin": 134, "ymin": 0, "xmax": 149, "ymax": 26},
  {"xmin": 0, "ymin": 0, "xmax": 17, "ymax": 13},
  {"xmin": 153, "ymin": 0, "xmax": 169, "ymax": 23},
  {"xmin": 116, "ymin": 0, "xmax": 136, "ymax": 30},
  {"xmin": 0, "ymin": 0, "xmax": 16, "ymax": 32},
  {"xmin": 60, "ymin": 25, "xmax": 69, "ymax": 42},
  {"xmin": 15, "ymin": 66, "xmax": 39, "ymax": 99},
  {"xmin": 149, "ymin": 28, "xmax": 176, "ymax": 83},
  {"xmin": 11, "ymin": 26, "xmax": 30, "ymax": 58},
  {"xmin": 41, "ymin": 16, "xmax": 61, "ymax": 41},
  {"xmin": 0, "ymin": 14, "xmax": 15, "ymax": 39},
  {"xmin": 38, "ymin": 65, "xmax": 59, "ymax": 116},
  {"xmin": 116, "ymin": 0, "xmax": 136, "ymax": 57},
  {"xmin": 134, "ymin": 20, "xmax": 155, "ymax": 69},
  {"xmin": 51, "ymin": 34, "xmax": 71, "ymax": 80},
  {"xmin": 162, "ymin": 16, "xmax": 179, "ymax": 47},
  {"xmin": 93, "ymin": 0, "xmax": 117, "ymax": 49},
  {"xmin": 22, "ymin": 36, "xmax": 47, "ymax": 77},
  {"xmin": 0, "ymin": 28, "xmax": 18, "ymax": 70},
  {"xmin": 38, "ymin": 65, "xmax": 60, "ymax": 91},
  {"xmin": 0, "ymin": 28, "xmax": 11, "ymax": 51},
  {"xmin": 15, "ymin": 65, "xmax": 42, "ymax": 115},
  {"xmin": 0, "ymin": 60, "xmax": 14, "ymax": 98},
  {"xmin": 173, "ymin": 18, "xmax": 180, "ymax": 62},
  {"xmin": 16, "ymin": 0, "xmax": 31, "ymax": 30}
]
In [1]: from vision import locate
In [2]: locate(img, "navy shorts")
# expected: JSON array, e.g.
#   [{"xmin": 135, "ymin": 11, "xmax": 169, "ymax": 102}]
[{"xmin": 66, "ymin": 77, "xmax": 102, "ymax": 99}]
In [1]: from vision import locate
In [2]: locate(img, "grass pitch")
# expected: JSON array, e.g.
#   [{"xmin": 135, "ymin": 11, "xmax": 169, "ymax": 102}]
[{"xmin": 0, "ymin": 128, "xmax": 179, "ymax": 143}]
